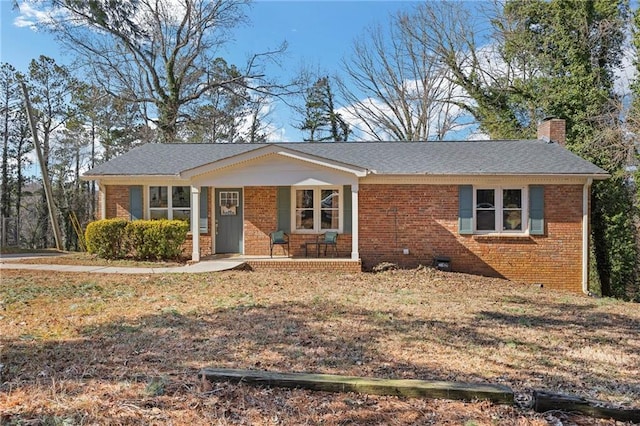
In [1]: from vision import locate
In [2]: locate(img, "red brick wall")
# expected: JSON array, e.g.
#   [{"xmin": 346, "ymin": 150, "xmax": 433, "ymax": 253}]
[
  {"xmin": 243, "ymin": 186, "xmax": 353, "ymax": 257},
  {"xmin": 358, "ymin": 184, "xmax": 585, "ymax": 292},
  {"xmin": 537, "ymin": 118, "xmax": 566, "ymax": 145},
  {"xmin": 105, "ymin": 185, "xmax": 131, "ymax": 219},
  {"xmin": 181, "ymin": 234, "xmax": 213, "ymax": 258},
  {"xmin": 244, "ymin": 186, "xmax": 278, "ymax": 255}
]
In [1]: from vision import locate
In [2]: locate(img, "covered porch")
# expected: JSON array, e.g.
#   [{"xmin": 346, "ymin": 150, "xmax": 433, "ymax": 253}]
[{"xmin": 186, "ymin": 145, "xmax": 366, "ymax": 264}]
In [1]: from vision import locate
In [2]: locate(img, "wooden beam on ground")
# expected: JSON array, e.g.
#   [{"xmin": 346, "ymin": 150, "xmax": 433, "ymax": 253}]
[
  {"xmin": 199, "ymin": 368, "xmax": 514, "ymax": 404},
  {"xmin": 533, "ymin": 391, "xmax": 640, "ymax": 423}
]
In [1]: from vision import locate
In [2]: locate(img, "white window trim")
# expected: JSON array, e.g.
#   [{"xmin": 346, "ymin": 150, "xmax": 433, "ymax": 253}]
[
  {"xmin": 290, "ymin": 186, "xmax": 343, "ymax": 234},
  {"xmin": 148, "ymin": 185, "xmax": 191, "ymax": 221},
  {"xmin": 473, "ymin": 186, "xmax": 528, "ymax": 235}
]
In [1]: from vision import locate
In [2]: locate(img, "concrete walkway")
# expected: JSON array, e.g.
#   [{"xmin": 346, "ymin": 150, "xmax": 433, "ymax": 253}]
[{"xmin": 0, "ymin": 253, "xmax": 245, "ymax": 274}]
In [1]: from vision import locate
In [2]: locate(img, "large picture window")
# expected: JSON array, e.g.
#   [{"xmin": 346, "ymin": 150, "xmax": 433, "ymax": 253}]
[
  {"xmin": 474, "ymin": 187, "xmax": 525, "ymax": 233},
  {"xmin": 149, "ymin": 186, "xmax": 191, "ymax": 223},
  {"xmin": 293, "ymin": 187, "xmax": 341, "ymax": 232}
]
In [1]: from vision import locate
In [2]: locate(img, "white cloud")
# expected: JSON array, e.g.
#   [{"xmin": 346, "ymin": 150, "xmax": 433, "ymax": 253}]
[
  {"xmin": 13, "ymin": 0, "xmax": 191, "ymax": 34},
  {"xmin": 13, "ymin": 2, "xmax": 59, "ymax": 30}
]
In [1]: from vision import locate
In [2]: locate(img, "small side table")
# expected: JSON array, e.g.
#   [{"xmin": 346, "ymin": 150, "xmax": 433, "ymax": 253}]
[{"xmin": 305, "ymin": 242, "xmax": 319, "ymax": 258}]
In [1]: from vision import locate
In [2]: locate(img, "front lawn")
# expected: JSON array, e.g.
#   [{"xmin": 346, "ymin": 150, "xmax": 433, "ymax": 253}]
[{"xmin": 1, "ymin": 268, "xmax": 637, "ymax": 424}]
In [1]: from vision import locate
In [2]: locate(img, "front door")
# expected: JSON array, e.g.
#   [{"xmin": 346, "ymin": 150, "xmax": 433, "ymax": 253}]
[{"xmin": 215, "ymin": 188, "xmax": 243, "ymax": 253}]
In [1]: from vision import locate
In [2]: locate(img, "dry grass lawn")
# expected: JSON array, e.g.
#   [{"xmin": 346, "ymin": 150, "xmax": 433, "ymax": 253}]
[
  {"xmin": 7, "ymin": 251, "xmax": 186, "ymax": 268},
  {"xmin": 1, "ymin": 267, "xmax": 638, "ymax": 425}
]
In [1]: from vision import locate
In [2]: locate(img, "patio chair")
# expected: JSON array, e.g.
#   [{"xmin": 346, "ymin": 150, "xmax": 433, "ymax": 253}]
[
  {"xmin": 317, "ymin": 231, "xmax": 338, "ymax": 257},
  {"xmin": 269, "ymin": 230, "xmax": 289, "ymax": 258}
]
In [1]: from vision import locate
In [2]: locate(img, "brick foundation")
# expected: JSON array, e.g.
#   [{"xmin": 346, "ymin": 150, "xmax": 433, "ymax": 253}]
[{"xmin": 246, "ymin": 259, "xmax": 361, "ymax": 273}]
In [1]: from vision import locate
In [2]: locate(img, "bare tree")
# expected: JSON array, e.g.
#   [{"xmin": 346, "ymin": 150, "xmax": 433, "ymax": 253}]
[
  {"xmin": 338, "ymin": 17, "xmax": 467, "ymax": 141},
  {"xmin": 28, "ymin": 0, "xmax": 286, "ymax": 142},
  {"xmin": 395, "ymin": 1, "xmax": 527, "ymax": 140}
]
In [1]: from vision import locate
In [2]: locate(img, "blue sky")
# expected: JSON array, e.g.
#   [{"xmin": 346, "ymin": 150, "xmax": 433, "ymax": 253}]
[{"xmin": 0, "ymin": 0, "xmax": 420, "ymax": 141}]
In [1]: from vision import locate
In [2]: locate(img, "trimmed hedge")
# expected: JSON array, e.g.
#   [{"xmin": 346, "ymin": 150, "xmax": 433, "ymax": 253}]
[
  {"xmin": 85, "ymin": 219, "xmax": 189, "ymax": 261},
  {"xmin": 125, "ymin": 220, "xmax": 189, "ymax": 260},
  {"xmin": 85, "ymin": 219, "xmax": 128, "ymax": 259}
]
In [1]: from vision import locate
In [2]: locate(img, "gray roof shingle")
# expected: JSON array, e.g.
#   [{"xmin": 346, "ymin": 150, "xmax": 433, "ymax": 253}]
[{"xmin": 84, "ymin": 140, "xmax": 608, "ymax": 177}]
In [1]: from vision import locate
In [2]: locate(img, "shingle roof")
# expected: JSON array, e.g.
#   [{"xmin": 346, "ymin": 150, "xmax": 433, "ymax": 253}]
[{"xmin": 84, "ymin": 140, "xmax": 608, "ymax": 177}]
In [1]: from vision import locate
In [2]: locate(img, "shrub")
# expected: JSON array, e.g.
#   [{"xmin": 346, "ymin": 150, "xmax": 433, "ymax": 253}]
[
  {"xmin": 85, "ymin": 219, "xmax": 189, "ymax": 261},
  {"xmin": 85, "ymin": 219, "xmax": 128, "ymax": 259},
  {"xmin": 125, "ymin": 220, "xmax": 189, "ymax": 260}
]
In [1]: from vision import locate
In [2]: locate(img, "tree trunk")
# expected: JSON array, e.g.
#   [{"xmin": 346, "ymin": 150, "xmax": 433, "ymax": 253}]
[
  {"xmin": 158, "ymin": 100, "xmax": 179, "ymax": 143},
  {"xmin": 1, "ymin": 90, "xmax": 10, "ymax": 220}
]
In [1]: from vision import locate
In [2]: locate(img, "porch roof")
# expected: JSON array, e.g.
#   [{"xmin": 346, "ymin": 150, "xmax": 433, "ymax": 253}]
[{"xmin": 83, "ymin": 140, "xmax": 609, "ymax": 179}]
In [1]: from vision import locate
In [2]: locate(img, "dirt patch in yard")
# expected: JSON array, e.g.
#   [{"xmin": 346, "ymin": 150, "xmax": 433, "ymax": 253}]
[{"xmin": 1, "ymin": 268, "xmax": 637, "ymax": 424}]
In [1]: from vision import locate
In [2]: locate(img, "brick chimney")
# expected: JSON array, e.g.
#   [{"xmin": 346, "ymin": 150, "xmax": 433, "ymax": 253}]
[{"xmin": 537, "ymin": 118, "xmax": 566, "ymax": 146}]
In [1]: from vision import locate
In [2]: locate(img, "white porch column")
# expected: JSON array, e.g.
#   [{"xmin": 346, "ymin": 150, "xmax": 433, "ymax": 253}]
[
  {"xmin": 351, "ymin": 184, "xmax": 359, "ymax": 260},
  {"xmin": 191, "ymin": 185, "xmax": 200, "ymax": 262},
  {"xmin": 98, "ymin": 182, "xmax": 106, "ymax": 219}
]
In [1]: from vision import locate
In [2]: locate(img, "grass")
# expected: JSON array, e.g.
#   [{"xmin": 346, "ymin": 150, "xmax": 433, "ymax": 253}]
[
  {"xmin": 2, "ymin": 251, "xmax": 186, "ymax": 267},
  {"xmin": 1, "ymin": 267, "xmax": 638, "ymax": 425}
]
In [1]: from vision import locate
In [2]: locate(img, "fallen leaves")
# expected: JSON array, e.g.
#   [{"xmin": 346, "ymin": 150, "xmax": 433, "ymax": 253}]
[{"xmin": 1, "ymin": 268, "xmax": 637, "ymax": 424}]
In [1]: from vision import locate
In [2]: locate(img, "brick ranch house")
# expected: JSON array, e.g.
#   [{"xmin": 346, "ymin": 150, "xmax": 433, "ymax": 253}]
[{"xmin": 82, "ymin": 119, "xmax": 607, "ymax": 293}]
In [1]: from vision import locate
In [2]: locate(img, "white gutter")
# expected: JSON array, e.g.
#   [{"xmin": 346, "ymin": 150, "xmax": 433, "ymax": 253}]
[{"xmin": 582, "ymin": 178, "xmax": 593, "ymax": 294}]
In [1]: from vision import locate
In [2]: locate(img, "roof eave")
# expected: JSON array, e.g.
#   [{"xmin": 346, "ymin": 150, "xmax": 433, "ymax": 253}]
[
  {"xmin": 81, "ymin": 173, "xmax": 183, "ymax": 182},
  {"xmin": 179, "ymin": 144, "xmax": 369, "ymax": 179}
]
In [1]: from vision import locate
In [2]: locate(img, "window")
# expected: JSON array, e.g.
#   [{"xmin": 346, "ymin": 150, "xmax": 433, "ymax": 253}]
[
  {"xmin": 219, "ymin": 191, "xmax": 239, "ymax": 216},
  {"xmin": 476, "ymin": 189, "xmax": 495, "ymax": 231},
  {"xmin": 295, "ymin": 189, "xmax": 314, "ymax": 230},
  {"xmin": 149, "ymin": 186, "xmax": 191, "ymax": 223},
  {"xmin": 320, "ymin": 189, "xmax": 339, "ymax": 229},
  {"xmin": 293, "ymin": 187, "xmax": 341, "ymax": 232},
  {"xmin": 474, "ymin": 187, "xmax": 525, "ymax": 233},
  {"xmin": 502, "ymin": 189, "xmax": 522, "ymax": 231}
]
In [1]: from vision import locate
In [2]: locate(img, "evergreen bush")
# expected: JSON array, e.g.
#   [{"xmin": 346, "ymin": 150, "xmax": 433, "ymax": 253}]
[
  {"xmin": 85, "ymin": 219, "xmax": 128, "ymax": 259},
  {"xmin": 125, "ymin": 220, "xmax": 189, "ymax": 260},
  {"xmin": 85, "ymin": 219, "xmax": 189, "ymax": 261}
]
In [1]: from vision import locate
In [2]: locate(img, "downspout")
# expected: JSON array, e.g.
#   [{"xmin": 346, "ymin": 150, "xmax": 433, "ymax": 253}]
[{"xmin": 582, "ymin": 178, "xmax": 592, "ymax": 294}]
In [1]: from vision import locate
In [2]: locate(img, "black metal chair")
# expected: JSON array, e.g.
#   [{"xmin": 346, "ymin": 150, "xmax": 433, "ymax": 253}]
[
  {"xmin": 269, "ymin": 230, "xmax": 289, "ymax": 257},
  {"xmin": 317, "ymin": 231, "xmax": 338, "ymax": 257}
]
